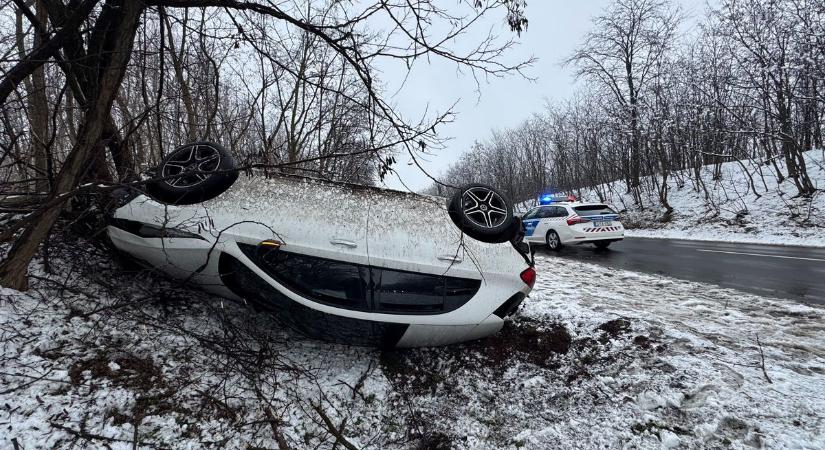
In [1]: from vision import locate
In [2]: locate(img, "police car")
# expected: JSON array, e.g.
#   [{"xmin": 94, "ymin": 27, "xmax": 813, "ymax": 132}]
[{"xmin": 522, "ymin": 194, "xmax": 624, "ymax": 250}]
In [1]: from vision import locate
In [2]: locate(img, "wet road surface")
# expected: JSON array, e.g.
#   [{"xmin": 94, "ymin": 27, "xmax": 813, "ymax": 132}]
[{"xmin": 535, "ymin": 237, "xmax": 825, "ymax": 305}]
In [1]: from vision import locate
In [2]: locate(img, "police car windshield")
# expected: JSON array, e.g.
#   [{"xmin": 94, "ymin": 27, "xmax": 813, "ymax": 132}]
[
  {"xmin": 573, "ymin": 205, "xmax": 616, "ymax": 215},
  {"xmin": 523, "ymin": 209, "xmax": 539, "ymax": 220}
]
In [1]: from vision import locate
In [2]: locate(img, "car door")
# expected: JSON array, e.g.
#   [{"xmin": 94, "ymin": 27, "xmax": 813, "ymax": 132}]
[
  {"xmin": 363, "ymin": 189, "xmax": 481, "ymax": 307},
  {"xmin": 285, "ymin": 182, "xmax": 370, "ymax": 266},
  {"xmin": 552, "ymin": 206, "xmax": 574, "ymax": 241},
  {"xmin": 530, "ymin": 207, "xmax": 554, "ymax": 242},
  {"xmin": 535, "ymin": 206, "xmax": 569, "ymax": 241},
  {"xmin": 522, "ymin": 208, "xmax": 542, "ymax": 242},
  {"xmin": 205, "ymin": 175, "xmax": 371, "ymax": 267}
]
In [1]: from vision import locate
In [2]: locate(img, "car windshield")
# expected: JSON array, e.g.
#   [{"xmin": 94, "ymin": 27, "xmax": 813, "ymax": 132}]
[
  {"xmin": 522, "ymin": 208, "xmax": 539, "ymax": 220},
  {"xmin": 573, "ymin": 205, "xmax": 617, "ymax": 216}
]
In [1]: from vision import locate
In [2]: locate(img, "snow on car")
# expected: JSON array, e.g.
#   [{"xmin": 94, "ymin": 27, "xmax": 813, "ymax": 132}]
[
  {"xmin": 106, "ymin": 142, "xmax": 535, "ymax": 348},
  {"xmin": 522, "ymin": 194, "xmax": 624, "ymax": 250}
]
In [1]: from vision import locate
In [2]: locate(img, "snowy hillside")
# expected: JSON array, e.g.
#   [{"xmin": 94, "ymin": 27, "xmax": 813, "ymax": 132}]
[
  {"xmin": 522, "ymin": 150, "xmax": 825, "ymax": 247},
  {"xmin": 2, "ymin": 241, "xmax": 823, "ymax": 449}
]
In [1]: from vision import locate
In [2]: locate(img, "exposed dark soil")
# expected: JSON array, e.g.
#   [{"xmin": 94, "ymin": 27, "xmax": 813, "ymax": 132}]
[
  {"xmin": 380, "ymin": 318, "xmax": 574, "ymax": 400},
  {"xmin": 465, "ymin": 317, "xmax": 572, "ymax": 367},
  {"xmin": 596, "ymin": 318, "xmax": 631, "ymax": 340},
  {"xmin": 68, "ymin": 351, "xmax": 162, "ymax": 391}
]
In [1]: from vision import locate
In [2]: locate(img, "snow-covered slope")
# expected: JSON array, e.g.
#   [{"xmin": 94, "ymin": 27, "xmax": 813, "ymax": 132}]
[
  {"xmin": 2, "ymin": 242, "xmax": 823, "ymax": 448},
  {"xmin": 523, "ymin": 150, "xmax": 825, "ymax": 247}
]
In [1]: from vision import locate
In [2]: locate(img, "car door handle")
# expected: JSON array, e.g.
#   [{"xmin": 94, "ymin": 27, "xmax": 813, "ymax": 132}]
[
  {"xmin": 437, "ymin": 254, "xmax": 463, "ymax": 263},
  {"xmin": 330, "ymin": 238, "xmax": 358, "ymax": 248}
]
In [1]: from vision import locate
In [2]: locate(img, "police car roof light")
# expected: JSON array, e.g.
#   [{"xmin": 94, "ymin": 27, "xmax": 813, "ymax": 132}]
[{"xmin": 539, "ymin": 193, "xmax": 576, "ymax": 205}]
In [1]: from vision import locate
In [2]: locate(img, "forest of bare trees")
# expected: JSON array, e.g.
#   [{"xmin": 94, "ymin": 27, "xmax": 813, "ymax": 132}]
[
  {"xmin": 436, "ymin": 0, "xmax": 824, "ymax": 216},
  {"xmin": 0, "ymin": 0, "xmax": 531, "ymax": 290}
]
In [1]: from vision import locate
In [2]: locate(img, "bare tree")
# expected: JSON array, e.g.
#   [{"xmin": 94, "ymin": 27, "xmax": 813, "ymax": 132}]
[
  {"xmin": 0, "ymin": 0, "xmax": 533, "ymax": 289},
  {"xmin": 437, "ymin": 0, "xmax": 823, "ymax": 222},
  {"xmin": 566, "ymin": 0, "xmax": 681, "ymax": 197}
]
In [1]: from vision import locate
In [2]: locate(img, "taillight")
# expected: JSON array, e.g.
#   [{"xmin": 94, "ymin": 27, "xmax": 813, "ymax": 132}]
[
  {"xmin": 566, "ymin": 216, "xmax": 590, "ymax": 226},
  {"xmin": 520, "ymin": 267, "xmax": 536, "ymax": 288}
]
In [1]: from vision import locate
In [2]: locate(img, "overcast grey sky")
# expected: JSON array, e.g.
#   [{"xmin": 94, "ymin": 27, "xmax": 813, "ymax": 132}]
[{"xmin": 378, "ymin": 0, "xmax": 708, "ymax": 192}]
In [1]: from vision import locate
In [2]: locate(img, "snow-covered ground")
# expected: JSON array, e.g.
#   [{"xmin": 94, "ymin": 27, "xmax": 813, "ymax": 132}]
[
  {"xmin": 523, "ymin": 150, "xmax": 825, "ymax": 248},
  {"xmin": 2, "ymin": 241, "xmax": 823, "ymax": 449}
]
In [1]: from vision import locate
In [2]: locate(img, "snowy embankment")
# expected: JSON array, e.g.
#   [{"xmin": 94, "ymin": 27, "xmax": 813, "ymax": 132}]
[
  {"xmin": 528, "ymin": 150, "xmax": 825, "ymax": 247},
  {"xmin": 2, "ymin": 242, "xmax": 823, "ymax": 449}
]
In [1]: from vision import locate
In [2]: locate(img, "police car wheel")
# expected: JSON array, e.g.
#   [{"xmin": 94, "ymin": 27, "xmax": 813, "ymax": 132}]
[
  {"xmin": 546, "ymin": 230, "xmax": 562, "ymax": 251},
  {"xmin": 146, "ymin": 141, "xmax": 239, "ymax": 205},
  {"xmin": 447, "ymin": 183, "xmax": 515, "ymax": 244}
]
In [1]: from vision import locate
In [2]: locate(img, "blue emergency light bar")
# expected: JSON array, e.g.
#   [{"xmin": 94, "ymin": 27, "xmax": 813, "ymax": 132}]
[{"xmin": 538, "ymin": 193, "xmax": 577, "ymax": 205}]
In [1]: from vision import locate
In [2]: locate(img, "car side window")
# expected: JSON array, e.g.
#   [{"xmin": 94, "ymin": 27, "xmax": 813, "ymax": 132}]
[
  {"xmin": 372, "ymin": 269, "xmax": 444, "ymax": 313},
  {"xmin": 554, "ymin": 207, "xmax": 569, "ymax": 218},
  {"xmin": 373, "ymin": 268, "xmax": 481, "ymax": 314},
  {"xmin": 536, "ymin": 207, "xmax": 552, "ymax": 219},
  {"xmin": 523, "ymin": 208, "xmax": 538, "ymax": 220},
  {"xmin": 237, "ymin": 243, "xmax": 481, "ymax": 315},
  {"xmin": 573, "ymin": 205, "xmax": 618, "ymax": 215},
  {"xmin": 256, "ymin": 249, "xmax": 370, "ymax": 311}
]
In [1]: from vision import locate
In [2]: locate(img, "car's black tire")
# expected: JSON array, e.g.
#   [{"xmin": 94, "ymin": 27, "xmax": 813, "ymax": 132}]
[
  {"xmin": 146, "ymin": 141, "xmax": 239, "ymax": 205},
  {"xmin": 546, "ymin": 230, "xmax": 563, "ymax": 251},
  {"xmin": 594, "ymin": 241, "xmax": 611, "ymax": 250},
  {"xmin": 447, "ymin": 183, "xmax": 515, "ymax": 244}
]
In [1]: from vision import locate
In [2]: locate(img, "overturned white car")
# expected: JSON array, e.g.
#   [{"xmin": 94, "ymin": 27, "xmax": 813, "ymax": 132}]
[{"xmin": 107, "ymin": 142, "xmax": 535, "ymax": 348}]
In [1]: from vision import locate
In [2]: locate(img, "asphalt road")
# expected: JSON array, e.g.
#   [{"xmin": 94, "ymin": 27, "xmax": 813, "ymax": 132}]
[{"xmin": 536, "ymin": 237, "xmax": 825, "ymax": 305}]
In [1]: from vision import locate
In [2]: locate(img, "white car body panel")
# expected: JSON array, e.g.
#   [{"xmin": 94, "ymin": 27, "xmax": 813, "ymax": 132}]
[{"xmin": 107, "ymin": 174, "xmax": 532, "ymax": 347}]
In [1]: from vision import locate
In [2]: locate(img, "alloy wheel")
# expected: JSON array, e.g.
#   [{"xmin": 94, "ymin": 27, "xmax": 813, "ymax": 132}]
[
  {"xmin": 547, "ymin": 232, "xmax": 560, "ymax": 249},
  {"xmin": 160, "ymin": 144, "xmax": 222, "ymax": 188},
  {"xmin": 461, "ymin": 186, "xmax": 508, "ymax": 229}
]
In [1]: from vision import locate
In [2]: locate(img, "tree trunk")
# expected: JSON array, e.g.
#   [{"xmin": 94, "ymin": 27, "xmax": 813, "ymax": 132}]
[
  {"xmin": 776, "ymin": 83, "xmax": 815, "ymax": 196},
  {"xmin": 163, "ymin": 10, "xmax": 198, "ymax": 142},
  {"xmin": 28, "ymin": 0, "xmax": 50, "ymax": 193},
  {"xmin": 0, "ymin": 0, "xmax": 143, "ymax": 291},
  {"xmin": 15, "ymin": 1, "xmax": 51, "ymax": 193},
  {"xmin": 111, "ymin": 96, "xmax": 137, "ymax": 180}
]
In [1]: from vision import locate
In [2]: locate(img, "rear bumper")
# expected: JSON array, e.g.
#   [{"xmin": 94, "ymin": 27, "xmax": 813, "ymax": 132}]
[{"xmin": 565, "ymin": 232, "xmax": 624, "ymax": 245}]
